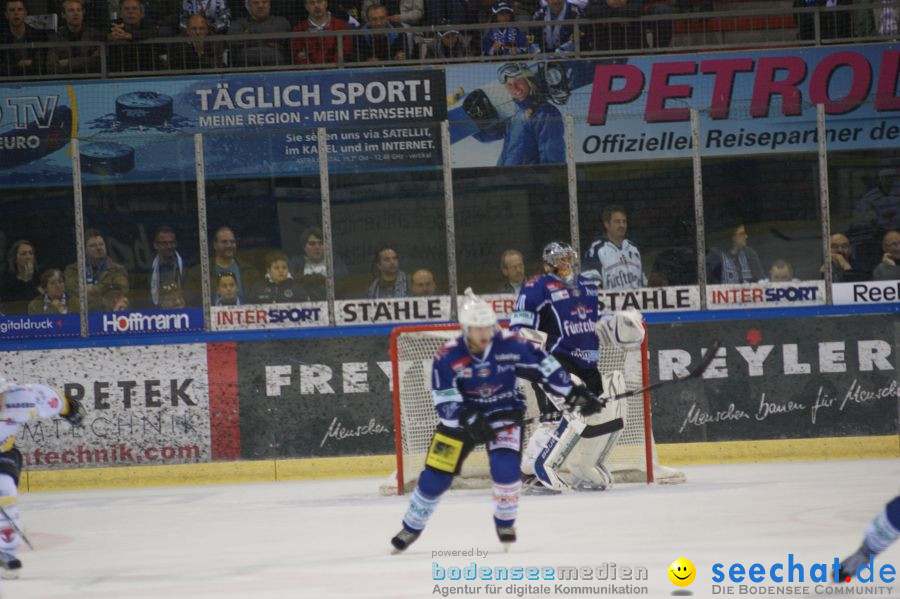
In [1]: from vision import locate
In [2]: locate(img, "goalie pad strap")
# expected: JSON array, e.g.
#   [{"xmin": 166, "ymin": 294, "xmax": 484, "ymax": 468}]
[{"xmin": 581, "ymin": 417, "xmax": 624, "ymax": 439}]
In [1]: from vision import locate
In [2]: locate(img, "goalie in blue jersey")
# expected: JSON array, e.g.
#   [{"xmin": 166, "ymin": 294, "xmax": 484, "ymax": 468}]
[
  {"xmin": 511, "ymin": 241, "xmax": 645, "ymax": 492},
  {"xmin": 390, "ymin": 289, "xmax": 603, "ymax": 553}
]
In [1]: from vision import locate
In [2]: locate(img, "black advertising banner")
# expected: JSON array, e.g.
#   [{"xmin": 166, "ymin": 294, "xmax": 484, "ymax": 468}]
[
  {"xmin": 235, "ymin": 335, "xmax": 395, "ymax": 458},
  {"xmin": 648, "ymin": 314, "xmax": 899, "ymax": 443}
]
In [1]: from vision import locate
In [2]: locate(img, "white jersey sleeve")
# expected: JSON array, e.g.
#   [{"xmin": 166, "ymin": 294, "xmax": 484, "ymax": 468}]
[{"xmin": 582, "ymin": 239, "xmax": 646, "ymax": 290}]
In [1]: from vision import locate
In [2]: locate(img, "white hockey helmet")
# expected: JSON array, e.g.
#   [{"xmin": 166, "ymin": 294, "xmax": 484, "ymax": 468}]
[
  {"xmin": 542, "ymin": 241, "xmax": 578, "ymax": 284},
  {"xmin": 458, "ymin": 287, "xmax": 497, "ymax": 331}
]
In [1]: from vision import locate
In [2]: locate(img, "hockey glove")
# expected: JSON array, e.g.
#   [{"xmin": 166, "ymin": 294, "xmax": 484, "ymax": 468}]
[
  {"xmin": 460, "ymin": 410, "xmax": 497, "ymax": 445},
  {"xmin": 62, "ymin": 396, "xmax": 84, "ymax": 427},
  {"xmin": 565, "ymin": 385, "xmax": 605, "ymax": 417}
]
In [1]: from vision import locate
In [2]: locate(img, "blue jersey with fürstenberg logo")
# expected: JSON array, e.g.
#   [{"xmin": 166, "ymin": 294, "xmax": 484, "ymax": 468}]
[
  {"xmin": 430, "ymin": 329, "xmax": 573, "ymax": 428},
  {"xmin": 510, "ymin": 273, "xmax": 601, "ymax": 370}
]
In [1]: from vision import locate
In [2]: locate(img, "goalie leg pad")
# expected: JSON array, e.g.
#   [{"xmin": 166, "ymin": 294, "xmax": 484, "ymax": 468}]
[
  {"xmin": 565, "ymin": 397, "xmax": 626, "ymax": 489},
  {"xmin": 520, "ymin": 422, "xmax": 554, "ymax": 476},
  {"xmin": 533, "ymin": 417, "xmax": 585, "ymax": 491}
]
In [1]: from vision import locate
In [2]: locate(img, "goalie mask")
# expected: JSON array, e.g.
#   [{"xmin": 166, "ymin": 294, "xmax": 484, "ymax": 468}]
[{"xmin": 542, "ymin": 242, "xmax": 578, "ymax": 285}]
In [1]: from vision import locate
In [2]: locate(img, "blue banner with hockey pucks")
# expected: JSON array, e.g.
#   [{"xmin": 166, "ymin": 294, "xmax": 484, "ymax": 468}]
[
  {"xmin": 0, "ymin": 69, "xmax": 445, "ymax": 187},
  {"xmin": 445, "ymin": 43, "xmax": 900, "ymax": 167},
  {"xmin": 87, "ymin": 308, "xmax": 205, "ymax": 336},
  {"xmin": 0, "ymin": 313, "xmax": 80, "ymax": 340}
]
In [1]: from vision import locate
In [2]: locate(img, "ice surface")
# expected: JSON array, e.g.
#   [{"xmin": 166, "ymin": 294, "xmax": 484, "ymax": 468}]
[{"xmin": 4, "ymin": 458, "xmax": 899, "ymax": 598}]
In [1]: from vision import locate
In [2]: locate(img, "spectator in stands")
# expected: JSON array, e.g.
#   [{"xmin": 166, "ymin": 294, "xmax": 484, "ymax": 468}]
[
  {"xmin": 531, "ymin": 0, "xmax": 582, "ymax": 53},
  {"xmin": 706, "ymin": 220, "xmax": 763, "ymax": 284},
  {"xmin": 497, "ymin": 249, "xmax": 525, "ymax": 294},
  {"xmin": 361, "ymin": 0, "xmax": 422, "ymax": 25},
  {"xmin": 353, "ymin": 2, "xmax": 408, "ymax": 61},
  {"xmin": 64, "ymin": 229, "xmax": 130, "ymax": 311},
  {"xmin": 159, "ymin": 283, "xmax": 186, "ymax": 309},
  {"xmin": 854, "ymin": 168, "xmax": 900, "ymax": 233},
  {"xmin": 107, "ymin": 0, "xmax": 158, "ymax": 72},
  {"xmin": 582, "ymin": 204, "xmax": 647, "ymax": 289},
  {"xmin": 148, "ymin": 225, "xmax": 186, "ymax": 308},
  {"xmin": 28, "ymin": 268, "xmax": 76, "ymax": 314},
  {"xmin": 289, "ymin": 226, "xmax": 347, "ymax": 301},
  {"xmin": 474, "ymin": 62, "xmax": 564, "ymax": 165},
  {"xmin": 367, "ymin": 245, "xmax": 408, "ymax": 298},
  {"xmin": 761, "ymin": 258, "xmax": 796, "ymax": 283},
  {"xmin": 483, "ymin": 0, "xmax": 529, "ymax": 56},
  {"xmin": 215, "ymin": 271, "xmax": 240, "ymax": 305},
  {"xmin": 170, "ymin": 13, "xmax": 224, "ymax": 68},
  {"xmin": 795, "ymin": 0, "xmax": 851, "ymax": 40},
  {"xmin": 822, "ymin": 232, "xmax": 869, "ymax": 282},
  {"xmin": 584, "ymin": 0, "xmax": 642, "ymax": 51},
  {"xmin": 0, "ymin": 240, "xmax": 40, "ymax": 315},
  {"xmin": 873, "ymin": 230, "xmax": 900, "ymax": 280},
  {"xmin": 292, "ymin": 0, "xmax": 352, "ymax": 65},
  {"xmin": 229, "ymin": 0, "xmax": 290, "ymax": 66},
  {"xmin": 873, "ymin": 0, "xmax": 898, "ymax": 35},
  {"xmin": 181, "ymin": 0, "xmax": 230, "ymax": 33},
  {"xmin": 252, "ymin": 251, "xmax": 311, "ymax": 303},
  {"xmin": 410, "ymin": 268, "xmax": 437, "ymax": 296},
  {"xmin": 1, "ymin": 0, "xmax": 48, "ymax": 77},
  {"xmin": 188, "ymin": 225, "xmax": 258, "ymax": 303},
  {"xmin": 100, "ymin": 282, "xmax": 130, "ymax": 312},
  {"xmin": 435, "ymin": 26, "xmax": 467, "ymax": 58},
  {"xmin": 48, "ymin": 0, "xmax": 103, "ymax": 73}
]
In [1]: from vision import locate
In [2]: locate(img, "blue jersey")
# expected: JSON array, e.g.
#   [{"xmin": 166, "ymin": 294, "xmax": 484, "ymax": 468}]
[
  {"xmin": 482, "ymin": 27, "xmax": 530, "ymax": 55},
  {"xmin": 431, "ymin": 329, "xmax": 573, "ymax": 428},
  {"xmin": 510, "ymin": 273, "xmax": 601, "ymax": 370}
]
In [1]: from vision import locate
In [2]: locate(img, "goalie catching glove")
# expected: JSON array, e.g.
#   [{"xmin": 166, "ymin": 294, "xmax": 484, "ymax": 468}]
[
  {"xmin": 564, "ymin": 385, "xmax": 605, "ymax": 417},
  {"xmin": 596, "ymin": 309, "xmax": 645, "ymax": 351},
  {"xmin": 459, "ymin": 409, "xmax": 497, "ymax": 444}
]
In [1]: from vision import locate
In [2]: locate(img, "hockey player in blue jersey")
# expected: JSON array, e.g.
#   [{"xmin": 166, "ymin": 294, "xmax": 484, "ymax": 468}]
[
  {"xmin": 511, "ymin": 241, "xmax": 645, "ymax": 491},
  {"xmin": 473, "ymin": 63, "xmax": 565, "ymax": 166},
  {"xmin": 390, "ymin": 289, "xmax": 603, "ymax": 553},
  {"xmin": 839, "ymin": 495, "xmax": 900, "ymax": 581}
]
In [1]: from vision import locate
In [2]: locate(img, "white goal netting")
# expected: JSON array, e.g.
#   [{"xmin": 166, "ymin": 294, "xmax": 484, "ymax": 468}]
[{"xmin": 380, "ymin": 325, "xmax": 681, "ymax": 495}]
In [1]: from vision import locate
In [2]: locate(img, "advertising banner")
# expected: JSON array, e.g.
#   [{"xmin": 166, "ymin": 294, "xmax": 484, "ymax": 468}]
[
  {"xmin": 445, "ymin": 44, "xmax": 900, "ymax": 167},
  {"xmin": 211, "ymin": 301, "xmax": 328, "ymax": 331},
  {"xmin": 88, "ymin": 307, "xmax": 205, "ymax": 335},
  {"xmin": 1, "ymin": 344, "xmax": 212, "ymax": 469},
  {"xmin": 235, "ymin": 335, "xmax": 395, "ymax": 458},
  {"xmin": 833, "ymin": 280, "xmax": 900, "ymax": 305},
  {"xmin": 0, "ymin": 69, "xmax": 446, "ymax": 187},
  {"xmin": 648, "ymin": 315, "xmax": 898, "ymax": 443},
  {"xmin": 0, "ymin": 313, "xmax": 80, "ymax": 340},
  {"xmin": 335, "ymin": 296, "xmax": 451, "ymax": 326},
  {"xmin": 706, "ymin": 281, "xmax": 825, "ymax": 309}
]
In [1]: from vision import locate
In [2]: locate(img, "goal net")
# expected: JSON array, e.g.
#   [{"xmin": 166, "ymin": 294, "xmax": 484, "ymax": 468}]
[{"xmin": 380, "ymin": 323, "xmax": 682, "ymax": 495}]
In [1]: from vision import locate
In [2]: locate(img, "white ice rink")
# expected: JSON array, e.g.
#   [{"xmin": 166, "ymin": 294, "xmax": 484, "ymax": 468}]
[{"xmin": 4, "ymin": 458, "xmax": 899, "ymax": 599}]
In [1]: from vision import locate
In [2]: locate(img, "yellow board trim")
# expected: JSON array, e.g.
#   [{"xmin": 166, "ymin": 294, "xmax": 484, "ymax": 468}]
[{"xmin": 18, "ymin": 435, "xmax": 898, "ymax": 493}]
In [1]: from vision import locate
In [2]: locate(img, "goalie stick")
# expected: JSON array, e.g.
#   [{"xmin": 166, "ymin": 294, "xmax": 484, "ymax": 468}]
[
  {"xmin": 524, "ymin": 338, "xmax": 723, "ymax": 422},
  {"xmin": 0, "ymin": 505, "xmax": 33, "ymax": 550}
]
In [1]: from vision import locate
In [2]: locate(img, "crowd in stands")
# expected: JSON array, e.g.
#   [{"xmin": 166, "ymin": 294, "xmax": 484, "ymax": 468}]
[
  {"xmin": 1, "ymin": 171, "xmax": 897, "ymax": 317},
  {"xmin": 5, "ymin": 0, "xmax": 896, "ymax": 76}
]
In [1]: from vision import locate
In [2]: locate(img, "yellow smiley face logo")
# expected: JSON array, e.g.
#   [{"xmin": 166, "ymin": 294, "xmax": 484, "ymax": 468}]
[{"xmin": 668, "ymin": 557, "xmax": 696, "ymax": 587}]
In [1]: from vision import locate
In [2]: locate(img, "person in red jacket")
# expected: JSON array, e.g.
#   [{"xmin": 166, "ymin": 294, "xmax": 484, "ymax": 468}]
[{"xmin": 292, "ymin": 0, "xmax": 352, "ymax": 65}]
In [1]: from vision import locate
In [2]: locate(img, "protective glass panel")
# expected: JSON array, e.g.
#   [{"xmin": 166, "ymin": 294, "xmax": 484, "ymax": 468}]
[
  {"xmin": 201, "ymin": 126, "xmax": 324, "ymax": 331},
  {"xmin": 78, "ymin": 131, "xmax": 202, "ymax": 333},
  {"xmin": 827, "ymin": 149, "xmax": 900, "ymax": 284}
]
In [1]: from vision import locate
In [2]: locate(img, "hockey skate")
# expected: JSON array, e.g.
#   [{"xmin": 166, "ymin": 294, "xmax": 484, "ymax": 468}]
[
  {"xmin": 496, "ymin": 525, "xmax": 516, "ymax": 551},
  {"xmin": 391, "ymin": 528, "xmax": 421, "ymax": 554},
  {"xmin": 521, "ymin": 474, "xmax": 561, "ymax": 496},
  {"xmin": 839, "ymin": 543, "xmax": 873, "ymax": 581},
  {"xmin": 0, "ymin": 552, "xmax": 21, "ymax": 579}
]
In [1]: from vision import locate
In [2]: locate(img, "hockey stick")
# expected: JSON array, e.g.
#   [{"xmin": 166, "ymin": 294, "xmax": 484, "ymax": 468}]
[
  {"xmin": 523, "ymin": 338, "xmax": 723, "ymax": 424},
  {"xmin": 0, "ymin": 505, "xmax": 33, "ymax": 550}
]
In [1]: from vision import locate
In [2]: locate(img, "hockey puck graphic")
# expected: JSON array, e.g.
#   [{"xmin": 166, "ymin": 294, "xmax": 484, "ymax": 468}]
[
  {"xmin": 80, "ymin": 142, "xmax": 135, "ymax": 175},
  {"xmin": 115, "ymin": 91, "xmax": 174, "ymax": 125}
]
